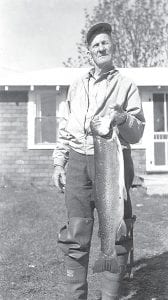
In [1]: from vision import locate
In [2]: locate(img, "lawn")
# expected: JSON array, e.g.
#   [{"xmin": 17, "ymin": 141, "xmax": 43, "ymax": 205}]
[{"xmin": 0, "ymin": 185, "xmax": 168, "ymax": 300}]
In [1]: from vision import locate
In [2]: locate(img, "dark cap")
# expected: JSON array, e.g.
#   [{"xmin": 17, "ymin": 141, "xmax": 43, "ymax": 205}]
[{"xmin": 86, "ymin": 22, "xmax": 112, "ymax": 45}]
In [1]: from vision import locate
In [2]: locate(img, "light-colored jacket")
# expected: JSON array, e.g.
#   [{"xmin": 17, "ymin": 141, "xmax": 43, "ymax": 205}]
[{"xmin": 53, "ymin": 68, "xmax": 145, "ymax": 167}]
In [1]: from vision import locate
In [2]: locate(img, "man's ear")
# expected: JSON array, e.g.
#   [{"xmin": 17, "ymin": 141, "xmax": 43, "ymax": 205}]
[
  {"xmin": 86, "ymin": 50, "xmax": 94, "ymax": 65},
  {"xmin": 87, "ymin": 49, "xmax": 91, "ymax": 57}
]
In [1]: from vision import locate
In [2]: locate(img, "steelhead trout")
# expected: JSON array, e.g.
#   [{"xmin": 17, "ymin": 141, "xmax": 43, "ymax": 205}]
[{"xmin": 91, "ymin": 117, "xmax": 127, "ymax": 273}]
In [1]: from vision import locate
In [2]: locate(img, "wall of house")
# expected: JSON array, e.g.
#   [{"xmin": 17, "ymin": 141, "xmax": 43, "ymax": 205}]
[
  {"xmin": 0, "ymin": 90, "xmax": 146, "ymax": 187},
  {"xmin": 0, "ymin": 91, "xmax": 53, "ymax": 187}
]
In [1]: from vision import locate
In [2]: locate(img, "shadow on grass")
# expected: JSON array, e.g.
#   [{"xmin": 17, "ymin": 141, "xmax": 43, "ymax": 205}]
[{"xmin": 122, "ymin": 252, "xmax": 168, "ymax": 300}]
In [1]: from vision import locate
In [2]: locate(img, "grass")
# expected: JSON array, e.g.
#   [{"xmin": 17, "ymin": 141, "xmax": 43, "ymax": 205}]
[{"xmin": 0, "ymin": 185, "xmax": 168, "ymax": 299}]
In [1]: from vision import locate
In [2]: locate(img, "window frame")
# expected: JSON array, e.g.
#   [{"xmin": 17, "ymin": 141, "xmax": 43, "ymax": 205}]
[{"xmin": 27, "ymin": 87, "xmax": 68, "ymax": 149}]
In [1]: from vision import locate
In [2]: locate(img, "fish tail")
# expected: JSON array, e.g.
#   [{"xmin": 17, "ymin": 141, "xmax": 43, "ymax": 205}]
[{"xmin": 93, "ymin": 252, "xmax": 119, "ymax": 274}]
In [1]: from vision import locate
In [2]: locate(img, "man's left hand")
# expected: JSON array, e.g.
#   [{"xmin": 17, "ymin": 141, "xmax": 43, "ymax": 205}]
[{"xmin": 109, "ymin": 104, "xmax": 127, "ymax": 126}]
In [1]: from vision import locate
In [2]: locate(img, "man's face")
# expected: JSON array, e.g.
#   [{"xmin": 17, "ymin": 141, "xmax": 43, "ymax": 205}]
[{"xmin": 88, "ymin": 33, "xmax": 113, "ymax": 68}]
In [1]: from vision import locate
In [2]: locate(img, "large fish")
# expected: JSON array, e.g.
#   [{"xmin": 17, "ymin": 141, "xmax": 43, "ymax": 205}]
[{"xmin": 90, "ymin": 116, "xmax": 127, "ymax": 273}]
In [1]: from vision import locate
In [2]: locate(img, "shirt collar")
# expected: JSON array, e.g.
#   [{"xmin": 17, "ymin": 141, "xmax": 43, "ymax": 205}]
[{"xmin": 86, "ymin": 66, "xmax": 118, "ymax": 81}]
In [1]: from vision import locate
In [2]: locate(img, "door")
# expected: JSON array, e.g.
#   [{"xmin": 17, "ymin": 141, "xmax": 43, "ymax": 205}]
[{"xmin": 147, "ymin": 92, "xmax": 168, "ymax": 171}]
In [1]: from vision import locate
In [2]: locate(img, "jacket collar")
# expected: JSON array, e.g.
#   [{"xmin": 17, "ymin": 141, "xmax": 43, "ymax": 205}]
[{"xmin": 87, "ymin": 66, "xmax": 118, "ymax": 80}]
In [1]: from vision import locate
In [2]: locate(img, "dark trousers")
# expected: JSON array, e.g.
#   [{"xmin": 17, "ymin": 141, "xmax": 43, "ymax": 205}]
[{"xmin": 65, "ymin": 148, "xmax": 134, "ymax": 220}]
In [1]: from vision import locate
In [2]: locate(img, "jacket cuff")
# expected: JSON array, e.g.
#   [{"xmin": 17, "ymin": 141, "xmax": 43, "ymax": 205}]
[{"xmin": 118, "ymin": 113, "xmax": 144, "ymax": 144}]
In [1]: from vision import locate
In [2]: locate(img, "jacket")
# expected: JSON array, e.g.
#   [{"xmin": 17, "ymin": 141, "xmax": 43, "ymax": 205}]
[{"xmin": 52, "ymin": 68, "xmax": 145, "ymax": 167}]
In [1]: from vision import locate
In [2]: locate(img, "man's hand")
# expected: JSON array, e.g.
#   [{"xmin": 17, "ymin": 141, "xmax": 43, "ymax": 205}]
[
  {"xmin": 91, "ymin": 115, "xmax": 112, "ymax": 136},
  {"xmin": 52, "ymin": 165, "xmax": 66, "ymax": 193},
  {"xmin": 109, "ymin": 105, "xmax": 127, "ymax": 126}
]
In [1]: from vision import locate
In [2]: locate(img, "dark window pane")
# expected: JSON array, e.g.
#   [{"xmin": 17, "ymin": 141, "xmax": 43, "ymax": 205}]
[
  {"xmin": 35, "ymin": 117, "xmax": 59, "ymax": 143},
  {"xmin": 153, "ymin": 93, "xmax": 164, "ymax": 132},
  {"xmin": 166, "ymin": 94, "xmax": 168, "ymax": 131},
  {"xmin": 154, "ymin": 142, "xmax": 165, "ymax": 165},
  {"xmin": 40, "ymin": 93, "xmax": 56, "ymax": 117}
]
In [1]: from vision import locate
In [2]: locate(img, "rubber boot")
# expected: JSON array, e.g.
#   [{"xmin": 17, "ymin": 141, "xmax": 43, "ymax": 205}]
[
  {"xmin": 58, "ymin": 217, "xmax": 94, "ymax": 300},
  {"xmin": 65, "ymin": 256, "xmax": 88, "ymax": 300},
  {"xmin": 101, "ymin": 271, "xmax": 120, "ymax": 300},
  {"xmin": 101, "ymin": 253, "xmax": 128, "ymax": 300}
]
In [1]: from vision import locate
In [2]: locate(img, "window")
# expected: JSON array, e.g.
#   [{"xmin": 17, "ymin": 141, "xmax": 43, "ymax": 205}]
[{"xmin": 28, "ymin": 86, "xmax": 68, "ymax": 149}]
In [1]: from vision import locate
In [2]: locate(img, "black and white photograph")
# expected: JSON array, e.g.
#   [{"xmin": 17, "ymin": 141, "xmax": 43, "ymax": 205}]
[{"xmin": 0, "ymin": 1, "xmax": 168, "ymax": 299}]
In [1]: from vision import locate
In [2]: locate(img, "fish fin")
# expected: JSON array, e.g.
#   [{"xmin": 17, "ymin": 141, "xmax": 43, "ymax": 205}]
[
  {"xmin": 116, "ymin": 219, "xmax": 127, "ymax": 241},
  {"xmin": 93, "ymin": 252, "xmax": 119, "ymax": 274}
]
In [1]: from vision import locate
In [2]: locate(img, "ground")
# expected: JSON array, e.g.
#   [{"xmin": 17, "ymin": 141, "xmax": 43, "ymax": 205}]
[{"xmin": 0, "ymin": 185, "xmax": 168, "ymax": 300}]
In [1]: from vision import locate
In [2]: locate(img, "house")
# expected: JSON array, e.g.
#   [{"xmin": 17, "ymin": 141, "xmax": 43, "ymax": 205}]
[{"xmin": 0, "ymin": 67, "xmax": 168, "ymax": 192}]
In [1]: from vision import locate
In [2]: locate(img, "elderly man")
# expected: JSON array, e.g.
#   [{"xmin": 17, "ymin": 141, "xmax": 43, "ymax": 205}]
[{"xmin": 53, "ymin": 22, "xmax": 145, "ymax": 300}]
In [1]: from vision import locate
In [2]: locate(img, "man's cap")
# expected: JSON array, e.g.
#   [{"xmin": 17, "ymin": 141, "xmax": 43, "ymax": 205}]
[{"xmin": 86, "ymin": 22, "xmax": 112, "ymax": 45}]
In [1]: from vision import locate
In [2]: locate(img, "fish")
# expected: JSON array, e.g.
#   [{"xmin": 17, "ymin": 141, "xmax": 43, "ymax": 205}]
[{"xmin": 90, "ymin": 116, "xmax": 127, "ymax": 273}]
